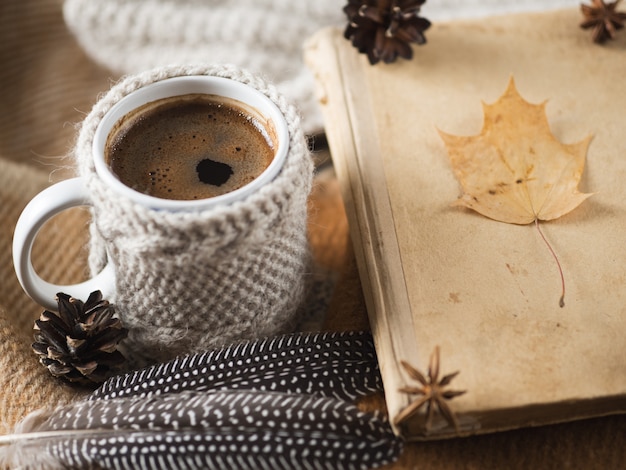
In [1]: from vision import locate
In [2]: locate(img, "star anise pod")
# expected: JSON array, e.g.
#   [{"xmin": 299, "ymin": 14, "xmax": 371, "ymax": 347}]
[
  {"xmin": 580, "ymin": 0, "xmax": 626, "ymax": 43},
  {"xmin": 343, "ymin": 0, "xmax": 431, "ymax": 65},
  {"xmin": 394, "ymin": 346, "xmax": 466, "ymax": 432}
]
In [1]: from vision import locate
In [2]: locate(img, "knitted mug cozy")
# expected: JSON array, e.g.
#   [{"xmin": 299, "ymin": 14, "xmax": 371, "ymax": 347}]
[{"xmin": 73, "ymin": 64, "xmax": 313, "ymax": 367}]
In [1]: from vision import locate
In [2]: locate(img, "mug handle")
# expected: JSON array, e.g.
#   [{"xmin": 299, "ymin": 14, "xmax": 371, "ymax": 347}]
[{"xmin": 12, "ymin": 177, "xmax": 115, "ymax": 311}]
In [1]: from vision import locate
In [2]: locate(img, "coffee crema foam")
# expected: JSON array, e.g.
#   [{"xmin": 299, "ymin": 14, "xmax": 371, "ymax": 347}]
[{"xmin": 105, "ymin": 94, "xmax": 275, "ymax": 200}]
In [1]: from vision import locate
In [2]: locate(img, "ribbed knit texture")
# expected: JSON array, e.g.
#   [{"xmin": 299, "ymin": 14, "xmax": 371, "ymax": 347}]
[
  {"xmin": 62, "ymin": 0, "xmax": 345, "ymax": 135},
  {"xmin": 73, "ymin": 64, "xmax": 313, "ymax": 366}
]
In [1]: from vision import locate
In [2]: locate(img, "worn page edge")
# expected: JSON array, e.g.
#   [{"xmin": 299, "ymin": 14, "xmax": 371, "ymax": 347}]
[{"xmin": 305, "ymin": 27, "xmax": 421, "ymax": 435}]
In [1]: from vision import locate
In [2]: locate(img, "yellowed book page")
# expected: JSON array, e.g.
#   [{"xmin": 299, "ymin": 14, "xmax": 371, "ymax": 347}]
[{"xmin": 306, "ymin": 8, "xmax": 626, "ymax": 439}]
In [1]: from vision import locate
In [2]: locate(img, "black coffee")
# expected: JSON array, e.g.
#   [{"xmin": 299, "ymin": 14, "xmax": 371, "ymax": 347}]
[{"xmin": 105, "ymin": 94, "xmax": 275, "ymax": 200}]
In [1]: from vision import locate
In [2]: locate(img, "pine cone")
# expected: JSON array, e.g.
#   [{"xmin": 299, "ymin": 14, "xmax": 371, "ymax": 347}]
[
  {"xmin": 343, "ymin": 0, "xmax": 431, "ymax": 65},
  {"xmin": 32, "ymin": 291, "xmax": 128, "ymax": 385}
]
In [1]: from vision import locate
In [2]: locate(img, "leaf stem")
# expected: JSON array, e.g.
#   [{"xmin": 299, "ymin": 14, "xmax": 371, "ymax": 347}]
[{"xmin": 534, "ymin": 218, "xmax": 565, "ymax": 308}]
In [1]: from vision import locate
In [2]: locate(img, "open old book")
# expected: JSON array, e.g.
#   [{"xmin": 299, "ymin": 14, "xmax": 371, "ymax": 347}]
[{"xmin": 305, "ymin": 8, "xmax": 626, "ymax": 439}]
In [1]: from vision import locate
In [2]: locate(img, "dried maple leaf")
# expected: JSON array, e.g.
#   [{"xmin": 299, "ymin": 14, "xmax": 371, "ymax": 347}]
[
  {"xmin": 439, "ymin": 79, "xmax": 594, "ymax": 307},
  {"xmin": 438, "ymin": 78, "xmax": 593, "ymax": 225}
]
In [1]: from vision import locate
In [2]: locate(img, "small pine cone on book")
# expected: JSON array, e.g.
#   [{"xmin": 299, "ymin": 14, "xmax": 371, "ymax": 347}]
[{"xmin": 32, "ymin": 291, "xmax": 128, "ymax": 385}]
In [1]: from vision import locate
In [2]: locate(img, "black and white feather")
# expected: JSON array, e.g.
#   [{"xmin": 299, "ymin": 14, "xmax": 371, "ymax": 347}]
[
  {"xmin": 0, "ymin": 390, "xmax": 402, "ymax": 470},
  {"xmin": 91, "ymin": 331, "xmax": 382, "ymax": 402},
  {"xmin": 0, "ymin": 331, "xmax": 401, "ymax": 469}
]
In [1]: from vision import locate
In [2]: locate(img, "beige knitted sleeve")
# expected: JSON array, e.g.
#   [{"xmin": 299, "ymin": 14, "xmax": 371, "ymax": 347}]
[{"xmin": 73, "ymin": 64, "xmax": 315, "ymax": 367}]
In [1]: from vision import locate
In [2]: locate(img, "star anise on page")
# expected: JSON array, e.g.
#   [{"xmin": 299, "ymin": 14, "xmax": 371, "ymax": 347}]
[
  {"xmin": 580, "ymin": 0, "xmax": 626, "ymax": 43},
  {"xmin": 394, "ymin": 346, "xmax": 466, "ymax": 432},
  {"xmin": 343, "ymin": 0, "xmax": 431, "ymax": 65}
]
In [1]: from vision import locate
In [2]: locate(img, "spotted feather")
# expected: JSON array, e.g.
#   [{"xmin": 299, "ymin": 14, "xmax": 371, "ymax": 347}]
[
  {"xmin": 0, "ymin": 390, "xmax": 402, "ymax": 470},
  {"xmin": 91, "ymin": 331, "xmax": 382, "ymax": 402}
]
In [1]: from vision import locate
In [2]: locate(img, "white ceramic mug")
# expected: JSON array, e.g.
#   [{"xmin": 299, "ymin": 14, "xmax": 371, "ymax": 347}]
[{"xmin": 13, "ymin": 75, "xmax": 289, "ymax": 311}]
